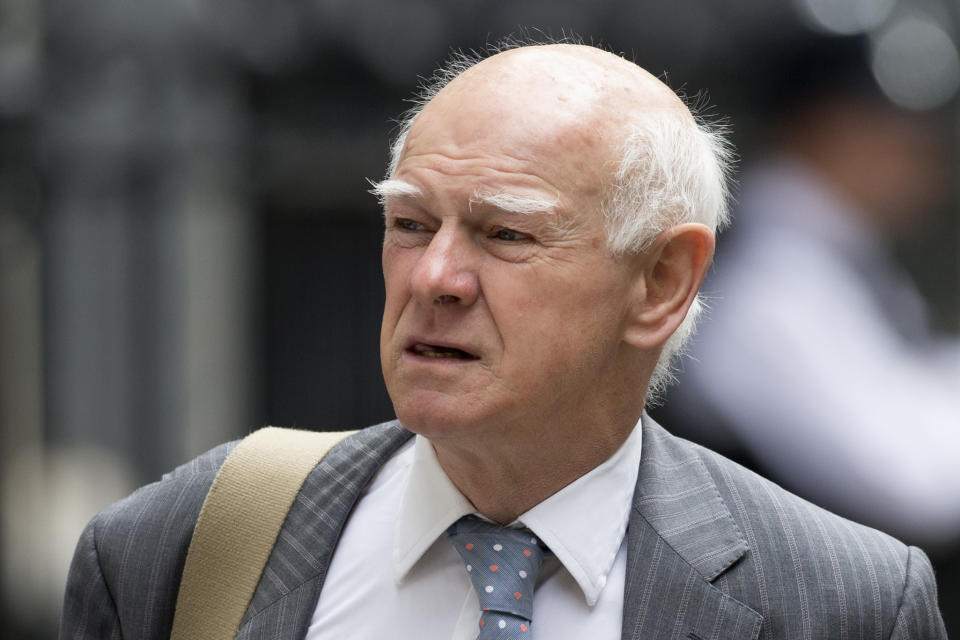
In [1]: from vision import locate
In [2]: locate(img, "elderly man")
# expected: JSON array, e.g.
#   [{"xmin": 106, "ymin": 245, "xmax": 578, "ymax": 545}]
[{"xmin": 61, "ymin": 43, "xmax": 945, "ymax": 639}]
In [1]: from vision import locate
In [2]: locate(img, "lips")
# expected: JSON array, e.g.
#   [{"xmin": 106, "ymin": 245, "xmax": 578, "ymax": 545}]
[{"xmin": 408, "ymin": 342, "xmax": 479, "ymax": 360}]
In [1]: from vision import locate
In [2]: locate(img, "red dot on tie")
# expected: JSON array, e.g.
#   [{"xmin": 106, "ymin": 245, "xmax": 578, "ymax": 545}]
[
  {"xmin": 514, "ymin": 591, "xmax": 522, "ymax": 599},
  {"xmin": 521, "ymin": 624, "xmax": 528, "ymax": 632},
  {"xmin": 465, "ymin": 543, "xmax": 474, "ymax": 550},
  {"xmin": 490, "ymin": 564, "xmax": 499, "ymax": 572},
  {"xmin": 479, "ymin": 620, "xmax": 485, "ymax": 628},
  {"xmin": 523, "ymin": 549, "xmax": 532, "ymax": 557}
]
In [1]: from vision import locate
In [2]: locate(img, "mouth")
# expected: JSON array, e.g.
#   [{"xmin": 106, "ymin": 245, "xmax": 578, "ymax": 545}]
[{"xmin": 408, "ymin": 342, "xmax": 480, "ymax": 360}]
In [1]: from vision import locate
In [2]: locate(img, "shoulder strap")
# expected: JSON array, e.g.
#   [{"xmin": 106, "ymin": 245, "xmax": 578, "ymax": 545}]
[{"xmin": 171, "ymin": 426, "xmax": 357, "ymax": 640}]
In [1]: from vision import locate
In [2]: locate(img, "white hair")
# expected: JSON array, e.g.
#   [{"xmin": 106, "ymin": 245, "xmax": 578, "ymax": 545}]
[
  {"xmin": 603, "ymin": 113, "xmax": 734, "ymax": 402},
  {"xmin": 384, "ymin": 41, "xmax": 734, "ymax": 405}
]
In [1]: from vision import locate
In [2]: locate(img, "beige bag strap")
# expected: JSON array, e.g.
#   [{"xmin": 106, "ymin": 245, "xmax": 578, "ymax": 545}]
[{"xmin": 171, "ymin": 426, "xmax": 357, "ymax": 640}]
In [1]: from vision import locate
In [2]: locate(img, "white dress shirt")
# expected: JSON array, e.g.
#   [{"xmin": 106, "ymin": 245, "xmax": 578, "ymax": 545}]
[
  {"xmin": 306, "ymin": 418, "xmax": 643, "ymax": 639},
  {"xmin": 672, "ymin": 157, "xmax": 960, "ymax": 544}
]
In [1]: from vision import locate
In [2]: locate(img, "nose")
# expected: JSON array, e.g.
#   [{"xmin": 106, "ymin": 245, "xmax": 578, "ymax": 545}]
[{"xmin": 409, "ymin": 225, "xmax": 479, "ymax": 307}]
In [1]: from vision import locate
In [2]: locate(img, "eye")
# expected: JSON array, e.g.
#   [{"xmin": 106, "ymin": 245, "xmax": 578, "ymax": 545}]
[
  {"xmin": 491, "ymin": 227, "xmax": 531, "ymax": 242},
  {"xmin": 395, "ymin": 218, "xmax": 428, "ymax": 232}
]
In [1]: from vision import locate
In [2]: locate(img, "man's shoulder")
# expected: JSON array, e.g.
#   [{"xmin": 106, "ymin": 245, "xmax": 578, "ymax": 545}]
[
  {"xmin": 641, "ymin": 418, "xmax": 945, "ymax": 636},
  {"xmin": 65, "ymin": 421, "xmax": 412, "ymax": 638},
  {"xmin": 93, "ymin": 420, "xmax": 410, "ymax": 547},
  {"xmin": 661, "ymin": 421, "xmax": 913, "ymax": 565},
  {"xmin": 88, "ymin": 439, "xmax": 236, "ymax": 578},
  {"xmin": 160, "ymin": 438, "xmax": 240, "ymax": 482},
  {"xmin": 62, "ymin": 438, "xmax": 237, "ymax": 639}
]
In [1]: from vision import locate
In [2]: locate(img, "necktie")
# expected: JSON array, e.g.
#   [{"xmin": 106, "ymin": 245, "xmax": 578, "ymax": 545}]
[{"xmin": 447, "ymin": 515, "xmax": 549, "ymax": 638}]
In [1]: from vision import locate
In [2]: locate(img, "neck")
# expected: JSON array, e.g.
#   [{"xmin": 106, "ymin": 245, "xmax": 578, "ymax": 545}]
[{"xmin": 431, "ymin": 411, "xmax": 641, "ymax": 524}]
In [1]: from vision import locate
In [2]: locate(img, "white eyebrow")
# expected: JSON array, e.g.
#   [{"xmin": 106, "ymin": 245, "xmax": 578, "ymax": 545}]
[
  {"xmin": 472, "ymin": 191, "xmax": 559, "ymax": 215},
  {"xmin": 368, "ymin": 179, "xmax": 559, "ymax": 216},
  {"xmin": 368, "ymin": 178, "xmax": 422, "ymax": 204}
]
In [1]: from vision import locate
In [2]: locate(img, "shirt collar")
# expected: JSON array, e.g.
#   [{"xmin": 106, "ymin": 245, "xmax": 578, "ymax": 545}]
[
  {"xmin": 393, "ymin": 418, "xmax": 643, "ymax": 606},
  {"xmin": 393, "ymin": 435, "xmax": 475, "ymax": 584}
]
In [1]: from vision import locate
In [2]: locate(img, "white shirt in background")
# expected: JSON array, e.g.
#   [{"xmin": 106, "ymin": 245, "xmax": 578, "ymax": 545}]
[{"xmin": 672, "ymin": 157, "xmax": 960, "ymax": 544}]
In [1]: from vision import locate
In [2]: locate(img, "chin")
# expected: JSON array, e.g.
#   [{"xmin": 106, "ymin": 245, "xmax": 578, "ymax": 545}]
[
  {"xmin": 393, "ymin": 402, "xmax": 462, "ymax": 437},
  {"xmin": 391, "ymin": 391, "xmax": 486, "ymax": 440}
]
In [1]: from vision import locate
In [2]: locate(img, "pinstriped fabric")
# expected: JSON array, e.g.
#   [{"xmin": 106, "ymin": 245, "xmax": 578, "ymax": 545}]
[
  {"xmin": 222, "ymin": 423, "xmax": 415, "ymax": 639},
  {"xmin": 631, "ymin": 416, "xmax": 946, "ymax": 640},
  {"xmin": 622, "ymin": 423, "xmax": 762, "ymax": 640},
  {"xmin": 60, "ymin": 416, "xmax": 946, "ymax": 640},
  {"xmin": 58, "ymin": 425, "xmax": 412, "ymax": 640},
  {"xmin": 61, "ymin": 440, "xmax": 237, "ymax": 640},
  {"xmin": 238, "ymin": 422, "xmax": 411, "ymax": 629},
  {"xmin": 235, "ymin": 579, "xmax": 316, "ymax": 640}
]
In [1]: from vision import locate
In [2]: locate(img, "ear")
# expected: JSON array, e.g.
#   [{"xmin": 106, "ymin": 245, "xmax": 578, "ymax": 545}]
[{"xmin": 622, "ymin": 223, "xmax": 715, "ymax": 349}]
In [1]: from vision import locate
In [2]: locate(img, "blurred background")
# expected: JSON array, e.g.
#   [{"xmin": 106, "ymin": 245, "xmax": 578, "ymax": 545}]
[{"xmin": 0, "ymin": 0, "xmax": 957, "ymax": 637}]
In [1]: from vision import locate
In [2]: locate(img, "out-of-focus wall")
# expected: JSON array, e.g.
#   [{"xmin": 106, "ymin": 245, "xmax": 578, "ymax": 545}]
[{"xmin": 0, "ymin": 0, "xmax": 957, "ymax": 637}]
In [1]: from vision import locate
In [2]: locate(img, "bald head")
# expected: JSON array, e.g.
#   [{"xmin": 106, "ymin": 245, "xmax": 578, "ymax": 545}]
[
  {"xmin": 390, "ymin": 44, "xmax": 693, "ymax": 180},
  {"xmin": 456, "ymin": 44, "xmax": 688, "ymax": 115},
  {"xmin": 400, "ymin": 45, "xmax": 691, "ymax": 198}
]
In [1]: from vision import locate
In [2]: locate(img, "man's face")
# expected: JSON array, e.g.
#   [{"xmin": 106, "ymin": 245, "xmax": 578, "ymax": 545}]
[{"xmin": 378, "ymin": 60, "xmax": 642, "ymax": 444}]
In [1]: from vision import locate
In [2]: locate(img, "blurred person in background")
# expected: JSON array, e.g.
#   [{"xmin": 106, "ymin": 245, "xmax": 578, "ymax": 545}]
[{"xmin": 665, "ymin": 31, "xmax": 960, "ymax": 590}]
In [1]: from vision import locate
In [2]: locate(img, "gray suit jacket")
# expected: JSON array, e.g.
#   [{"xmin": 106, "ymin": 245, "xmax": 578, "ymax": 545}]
[{"xmin": 60, "ymin": 416, "xmax": 947, "ymax": 639}]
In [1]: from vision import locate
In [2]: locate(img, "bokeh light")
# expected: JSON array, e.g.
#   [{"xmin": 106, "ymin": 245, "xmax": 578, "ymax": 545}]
[
  {"xmin": 871, "ymin": 15, "xmax": 960, "ymax": 110},
  {"xmin": 794, "ymin": 0, "xmax": 897, "ymax": 35}
]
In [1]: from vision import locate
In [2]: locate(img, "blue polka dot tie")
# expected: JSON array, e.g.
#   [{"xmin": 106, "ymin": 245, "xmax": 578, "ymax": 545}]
[{"xmin": 447, "ymin": 515, "xmax": 550, "ymax": 639}]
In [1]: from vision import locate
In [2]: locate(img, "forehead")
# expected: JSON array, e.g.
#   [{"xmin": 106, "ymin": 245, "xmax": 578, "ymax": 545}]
[
  {"xmin": 392, "ymin": 138, "xmax": 604, "ymax": 238},
  {"xmin": 396, "ymin": 76, "xmax": 611, "ymax": 213}
]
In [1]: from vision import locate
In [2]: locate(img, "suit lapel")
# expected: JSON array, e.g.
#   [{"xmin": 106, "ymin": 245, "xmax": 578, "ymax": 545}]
[
  {"xmin": 621, "ymin": 415, "xmax": 762, "ymax": 640},
  {"xmin": 235, "ymin": 421, "xmax": 414, "ymax": 639}
]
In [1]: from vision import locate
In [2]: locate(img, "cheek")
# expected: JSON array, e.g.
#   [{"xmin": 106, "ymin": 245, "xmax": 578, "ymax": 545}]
[
  {"xmin": 381, "ymin": 244, "xmax": 401, "ymax": 288},
  {"xmin": 381, "ymin": 249, "xmax": 414, "ymax": 312},
  {"xmin": 380, "ymin": 256, "xmax": 412, "ymax": 360},
  {"xmin": 489, "ymin": 267, "xmax": 627, "ymax": 366}
]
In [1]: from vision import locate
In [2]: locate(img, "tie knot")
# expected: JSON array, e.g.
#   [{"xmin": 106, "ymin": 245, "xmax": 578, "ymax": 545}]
[{"xmin": 447, "ymin": 515, "xmax": 549, "ymax": 622}]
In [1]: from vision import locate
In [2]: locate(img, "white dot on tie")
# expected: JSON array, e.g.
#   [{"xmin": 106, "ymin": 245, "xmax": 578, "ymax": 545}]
[
  {"xmin": 485, "ymin": 585, "xmax": 494, "ymax": 593},
  {"xmin": 530, "ymin": 537, "xmax": 537, "ymax": 544},
  {"xmin": 493, "ymin": 543, "xmax": 503, "ymax": 551},
  {"xmin": 518, "ymin": 570, "xmax": 527, "ymax": 578},
  {"xmin": 498, "ymin": 620, "xmax": 507, "ymax": 629},
  {"xmin": 467, "ymin": 564, "xmax": 472, "ymax": 572}
]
